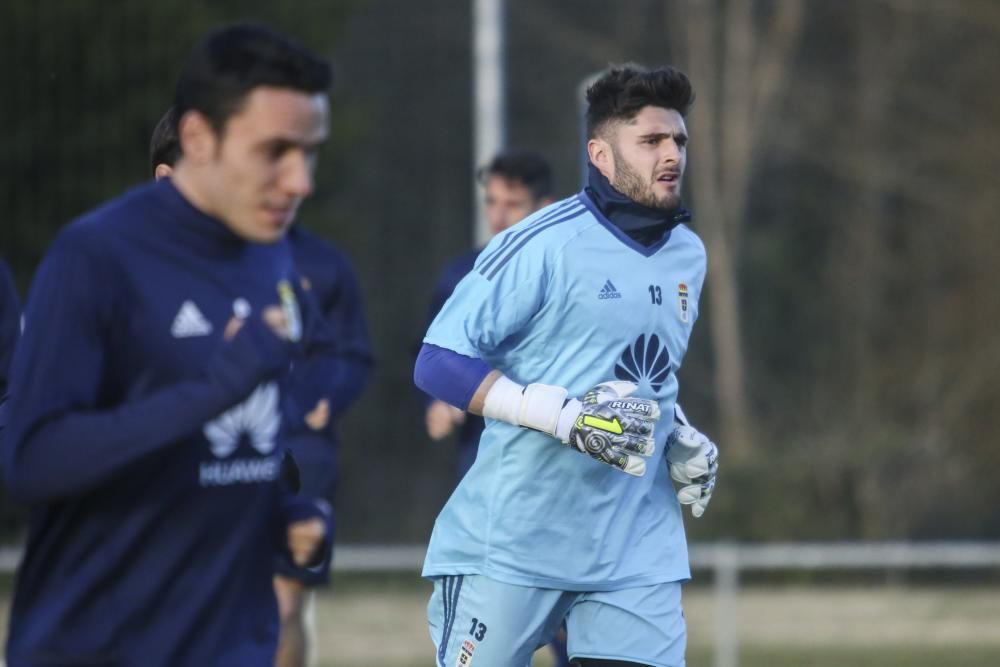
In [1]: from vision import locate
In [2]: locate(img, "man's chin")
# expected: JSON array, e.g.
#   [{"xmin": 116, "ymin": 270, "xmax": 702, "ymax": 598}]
[
  {"xmin": 650, "ymin": 191, "xmax": 682, "ymax": 212},
  {"xmin": 242, "ymin": 223, "xmax": 291, "ymax": 244},
  {"xmin": 638, "ymin": 194, "xmax": 681, "ymax": 212},
  {"xmin": 258, "ymin": 228, "xmax": 290, "ymax": 244}
]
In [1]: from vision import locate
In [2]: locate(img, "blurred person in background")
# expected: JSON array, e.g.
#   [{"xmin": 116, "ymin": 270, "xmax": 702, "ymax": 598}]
[
  {"xmin": 2, "ymin": 23, "xmax": 340, "ymax": 666},
  {"xmin": 414, "ymin": 64, "xmax": 719, "ymax": 667},
  {"xmin": 424, "ymin": 149, "xmax": 554, "ymax": 479},
  {"xmin": 421, "ymin": 149, "xmax": 569, "ymax": 667},
  {"xmin": 151, "ymin": 104, "xmax": 374, "ymax": 667}
]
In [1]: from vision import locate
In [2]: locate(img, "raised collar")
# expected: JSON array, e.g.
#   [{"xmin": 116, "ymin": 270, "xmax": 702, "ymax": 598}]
[
  {"xmin": 150, "ymin": 178, "xmax": 248, "ymax": 256},
  {"xmin": 583, "ymin": 163, "xmax": 691, "ymax": 248}
]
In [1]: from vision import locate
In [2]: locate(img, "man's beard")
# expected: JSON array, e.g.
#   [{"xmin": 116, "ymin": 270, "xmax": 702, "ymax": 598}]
[{"xmin": 610, "ymin": 145, "xmax": 681, "ymax": 211}]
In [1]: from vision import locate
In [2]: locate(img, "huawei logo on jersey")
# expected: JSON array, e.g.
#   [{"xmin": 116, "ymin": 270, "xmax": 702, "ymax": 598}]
[
  {"xmin": 203, "ymin": 383, "xmax": 280, "ymax": 458},
  {"xmin": 614, "ymin": 334, "xmax": 673, "ymax": 392},
  {"xmin": 199, "ymin": 383, "xmax": 282, "ymax": 487}
]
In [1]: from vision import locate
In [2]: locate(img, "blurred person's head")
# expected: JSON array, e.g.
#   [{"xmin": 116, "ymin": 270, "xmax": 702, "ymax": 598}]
[
  {"xmin": 150, "ymin": 107, "xmax": 180, "ymax": 180},
  {"xmin": 478, "ymin": 149, "xmax": 554, "ymax": 236},
  {"xmin": 170, "ymin": 23, "xmax": 332, "ymax": 243},
  {"xmin": 585, "ymin": 64, "xmax": 694, "ymax": 212}
]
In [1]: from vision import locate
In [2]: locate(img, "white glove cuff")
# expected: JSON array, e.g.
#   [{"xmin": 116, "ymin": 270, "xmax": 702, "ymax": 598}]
[
  {"xmin": 482, "ymin": 376, "xmax": 570, "ymax": 437},
  {"xmin": 554, "ymin": 399, "xmax": 582, "ymax": 443},
  {"xmin": 482, "ymin": 375, "xmax": 525, "ymax": 425},
  {"xmin": 519, "ymin": 383, "xmax": 568, "ymax": 434}
]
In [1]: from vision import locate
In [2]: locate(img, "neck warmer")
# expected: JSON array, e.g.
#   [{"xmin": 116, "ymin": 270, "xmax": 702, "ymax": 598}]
[{"xmin": 584, "ymin": 163, "xmax": 691, "ymax": 247}]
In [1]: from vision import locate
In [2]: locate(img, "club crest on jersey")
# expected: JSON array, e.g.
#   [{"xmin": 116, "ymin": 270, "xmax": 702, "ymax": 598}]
[
  {"xmin": 455, "ymin": 639, "xmax": 476, "ymax": 666},
  {"xmin": 614, "ymin": 333, "xmax": 673, "ymax": 392},
  {"xmin": 678, "ymin": 283, "xmax": 689, "ymax": 323},
  {"xmin": 277, "ymin": 280, "xmax": 302, "ymax": 342}
]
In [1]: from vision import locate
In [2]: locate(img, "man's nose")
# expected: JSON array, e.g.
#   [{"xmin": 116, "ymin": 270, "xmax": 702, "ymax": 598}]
[
  {"xmin": 282, "ymin": 152, "xmax": 314, "ymax": 198},
  {"xmin": 660, "ymin": 140, "xmax": 680, "ymax": 165}
]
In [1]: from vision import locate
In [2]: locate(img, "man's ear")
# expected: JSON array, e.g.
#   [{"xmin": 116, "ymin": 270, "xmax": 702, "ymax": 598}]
[
  {"xmin": 587, "ymin": 137, "xmax": 613, "ymax": 180},
  {"xmin": 178, "ymin": 110, "xmax": 217, "ymax": 163},
  {"xmin": 153, "ymin": 164, "xmax": 174, "ymax": 181}
]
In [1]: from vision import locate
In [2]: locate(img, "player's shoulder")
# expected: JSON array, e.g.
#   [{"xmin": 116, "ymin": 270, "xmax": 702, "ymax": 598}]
[
  {"xmin": 289, "ymin": 225, "xmax": 340, "ymax": 254},
  {"xmin": 670, "ymin": 222, "xmax": 707, "ymax": 256},
  {"xmin": 499, "ymin": 195, "xmax": 592, "ymax": 247},
  {"xmin": 54, "ymin": 182, "xmax": 160, "ymax": 255},
  {"xmin": 288, "ymin": 226, "xmax": 352, "ymax": 267},
  {"xmin": 442, "ymin": 248, "xmax": 481, "ymax": 277},
  {"xmin": 474, "ymin": 195, "xmax": 593, "ymax": 277}
]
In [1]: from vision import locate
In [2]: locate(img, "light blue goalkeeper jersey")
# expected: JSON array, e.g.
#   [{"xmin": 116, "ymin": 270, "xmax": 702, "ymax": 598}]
[{"xmin": 422, "ymin": 190, "xmax": 707, "ymax": 590}]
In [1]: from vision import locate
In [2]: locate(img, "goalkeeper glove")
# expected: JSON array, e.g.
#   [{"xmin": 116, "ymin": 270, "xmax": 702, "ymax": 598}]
[
  {"xmin": 665, "ymin": 423, "xmax": 718, "ymax": 518},
  {"xmin": 483, "ymin": 377, "xmax": 660, "ymax": 476}
]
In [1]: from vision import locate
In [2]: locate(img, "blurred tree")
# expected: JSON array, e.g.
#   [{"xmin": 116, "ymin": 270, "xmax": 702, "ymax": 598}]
[
  {"xmin": 667, "ymin": 0, "xmax": 805, "ymax": 459},
  {"xmin": 720, "ymin": 0, "xmax": 1000, "ymax": 539}
]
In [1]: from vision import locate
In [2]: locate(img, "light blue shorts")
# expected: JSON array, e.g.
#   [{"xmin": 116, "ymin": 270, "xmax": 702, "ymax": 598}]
[{"xmin": 428, "ymin": 574, "xmax": 686, "ymax": 667}]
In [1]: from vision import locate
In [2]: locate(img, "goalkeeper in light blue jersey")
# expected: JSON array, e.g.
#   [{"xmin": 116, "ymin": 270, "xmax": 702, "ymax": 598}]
[{"xmin": 414, "ymin": 64, "xmax": 719, "ymax": 667}]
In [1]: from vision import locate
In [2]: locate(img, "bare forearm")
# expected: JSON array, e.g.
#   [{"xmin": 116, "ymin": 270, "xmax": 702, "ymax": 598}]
[{"xmin": 467, "ymin": 369, "xmax": 503, "ymax": 415}]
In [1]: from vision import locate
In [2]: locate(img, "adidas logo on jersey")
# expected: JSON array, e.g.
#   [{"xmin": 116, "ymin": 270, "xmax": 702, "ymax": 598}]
[
  {"xmin": 598, "ymin": 279, "xmax": 622, "ymax": 300},
  {"xmin": 171, "ymin": 300, "xmax": 213, "ymax": 338}
]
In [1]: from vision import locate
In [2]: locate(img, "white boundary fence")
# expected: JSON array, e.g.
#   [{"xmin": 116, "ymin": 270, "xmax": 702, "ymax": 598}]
[
  {"xmin": 4, "ymin": 541, "xmax": 1000, "ymax": 666},
  {"xmin": 689, "ymin": 541, "xmax": 1000, "ymax": 667}
]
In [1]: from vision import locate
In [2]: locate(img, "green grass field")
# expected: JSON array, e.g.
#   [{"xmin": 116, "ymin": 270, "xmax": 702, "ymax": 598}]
[
  {"xmin": 308, "ymin": 577, "xmax": 1000, "ymax": 667},
  {"xmin": 4, "ymin": 574, "xmax": 1000, "ymax": 666}
]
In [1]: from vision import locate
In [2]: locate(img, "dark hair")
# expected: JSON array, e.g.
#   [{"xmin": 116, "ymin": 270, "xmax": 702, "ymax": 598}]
[
  {"xmin": 477, "ymin": 149, "xmax": 554, "ymax": 201},
  {"xmin": 585, "ymin": 64, "xmax": 694, "ymax": 138},
  {"xmin": 173, "ymin": 22, "xmax": 332, "ymax": 135},
  {"xmin": 149, "ymin": 106, "xmax": 181, "ymax": 172}
]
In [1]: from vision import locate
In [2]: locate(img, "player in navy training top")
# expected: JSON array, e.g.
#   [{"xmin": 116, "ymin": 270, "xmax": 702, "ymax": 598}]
[
  {"xmin": 3, "ymin": 24, "xmax": 340, "ymax": 667},
  {"xmin": 151, "ymin": 105, "xmax": 374, "ymax": 667},
  {"xmin": 274, "ymin": 226, "xmax": 373, "ymax": 666},
  {"xmin": 424, "ymin": 149, "xmax": 554, "ymax": 480}
]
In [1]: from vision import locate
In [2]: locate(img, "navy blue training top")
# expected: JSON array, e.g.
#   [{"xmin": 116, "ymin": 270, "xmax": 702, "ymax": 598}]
[
  {"xmin": 282, "ymin": 226, "xmax": 372, "ymax": 466},
  {"xmin": 425, "ymin": 249, "xmax": 486, "ymax": 475},
  {"xmin": 3, "ymin": 179, "xmax": 335, "ymax": 667}
]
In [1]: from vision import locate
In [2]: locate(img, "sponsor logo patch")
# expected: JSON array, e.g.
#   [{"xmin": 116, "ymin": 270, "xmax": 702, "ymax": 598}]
[
  {"xmin": 199, "ymin": 456, "xmax": 281, "ymax": 486},
  {"xmin": 614, "ymin": 334, "xmax": 673, "ymax": 392},
  {"xmin": 200, "ymin": 383, "xmax": 281, "ymax": 487}
]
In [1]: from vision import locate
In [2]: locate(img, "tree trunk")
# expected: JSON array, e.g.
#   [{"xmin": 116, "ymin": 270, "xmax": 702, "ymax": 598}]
[{"xmin": 676, "ymin": 0, "xmax": 803, "ymax": 458}]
